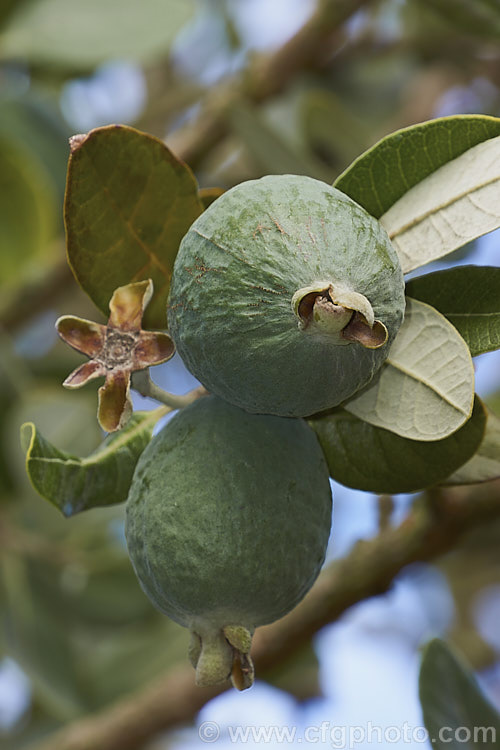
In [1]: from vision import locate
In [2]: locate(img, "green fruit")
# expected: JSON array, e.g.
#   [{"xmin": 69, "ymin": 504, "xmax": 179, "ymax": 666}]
[
  {"xmin": 125, "ymin": 395, "xmax": 332, "ymax": 689},
  {"xmin": 168, "ymin": 175, "xmax": 405, "ymax": 417}
]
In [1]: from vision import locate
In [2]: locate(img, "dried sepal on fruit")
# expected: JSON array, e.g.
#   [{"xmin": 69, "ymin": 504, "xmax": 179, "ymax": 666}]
[
  {"xmin": 57, "ymin": 279, "xmax": 174, "ymax": 432},
  {"xmin": 291, "ymin": 281, "xmax": 388, "ymax": 349}
]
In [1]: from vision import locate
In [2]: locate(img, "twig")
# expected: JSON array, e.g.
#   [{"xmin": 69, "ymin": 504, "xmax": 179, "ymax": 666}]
[
  {"xmin": 131, "ymin": 371, "xmax": 207, "ymax": 410},
  {"xmin": 29, "ymin": 480, "xmax": 500, "ymax": 750}
]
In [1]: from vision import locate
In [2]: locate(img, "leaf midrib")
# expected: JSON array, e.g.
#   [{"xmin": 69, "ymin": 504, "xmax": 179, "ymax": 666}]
[
  {"xmin": 29, "ymin": 408, "xmax": 166, "ymax": 467},
  {"xmin": 386, "ymin": 358, "xmax": 471, "ymax": 416},
  {"xmin": 385, "ymin": 173, "xmax": 500, "ymax": 239},
  {"xmin": 82, "ymin": 149, "xmax": 184, "ymax": 280}
]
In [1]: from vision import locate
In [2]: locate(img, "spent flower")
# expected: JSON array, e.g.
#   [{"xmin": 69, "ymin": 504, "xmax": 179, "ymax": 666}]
[{"xmin": 56, "ymin": 279, "xmax": 174, "ymax": 432}]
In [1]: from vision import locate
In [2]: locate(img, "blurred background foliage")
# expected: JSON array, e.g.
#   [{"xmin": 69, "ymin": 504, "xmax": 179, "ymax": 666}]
[{"xmin": 1, "ymin": 0, "xmax": 500, "ymax": 747}]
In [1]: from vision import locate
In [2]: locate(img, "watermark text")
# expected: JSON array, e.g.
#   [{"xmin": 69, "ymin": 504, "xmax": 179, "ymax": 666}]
[{"xmin": 198, "ymin": 719, "xmax": 497, "ymax": 746}]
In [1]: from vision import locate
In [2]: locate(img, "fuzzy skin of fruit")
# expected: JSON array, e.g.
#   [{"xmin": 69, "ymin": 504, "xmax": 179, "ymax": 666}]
[
  {"xmin": 168, "ymin": 175, "xmax": 405, "ymax": 417},
  {"xmin": 125, "ymin": 395, "xmax": 332, "ymax": 687}
]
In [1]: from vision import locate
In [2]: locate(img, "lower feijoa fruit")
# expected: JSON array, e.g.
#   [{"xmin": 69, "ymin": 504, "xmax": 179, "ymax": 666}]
[{"xmin": 125, "ymin": 395, "xmax": 332, "ymax": 689}]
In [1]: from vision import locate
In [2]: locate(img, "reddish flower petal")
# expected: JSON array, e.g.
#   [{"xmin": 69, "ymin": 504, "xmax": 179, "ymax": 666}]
[
  {"xmin": 108, "ymin": 280, "xmax": 153, "ymax": 332},
  {"xmin": 56, "ymin": 316, "xmax": 105, "ymax": 358},
  {"xmin": 97, "ymin": 371, "xmax": 132, "ymax": 432},
  {"xmin": 133, "ymin": 331, "xmax": 175, "ymax": 369},
  {"xmin": 63, "ymin": 361, "xmax": 106, "ymax": 389}
]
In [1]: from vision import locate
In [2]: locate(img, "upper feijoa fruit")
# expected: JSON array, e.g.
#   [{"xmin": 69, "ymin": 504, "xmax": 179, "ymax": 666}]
[{"xmin": 168, "ymin": 174, "xmax": 405, "ymax": 417}]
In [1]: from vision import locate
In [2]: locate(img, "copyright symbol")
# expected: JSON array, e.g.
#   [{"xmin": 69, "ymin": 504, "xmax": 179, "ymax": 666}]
[{"xmin": 199, "ymin": 720, "xmax": 220, "ymax": 743}]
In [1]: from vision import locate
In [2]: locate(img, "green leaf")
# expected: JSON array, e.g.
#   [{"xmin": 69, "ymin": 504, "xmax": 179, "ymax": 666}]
[
  {"xmin": 0, "ymin": 0, "xmax": 195, "ymax": 69},
  {"xmin": 406, "ymin": 266, "xmax": 500, "ymax": 356},
  {"xmin": 419, "ymin": 639, "xmax": 500, "ymax": 749},
  {"xmin": 380, "ymin": 135, "xmax": 500, "ymax": 273},
  {"xmin": 334, "ymin": 115, "xmax": 500, "ymax": 218},
  {"xmin": 65, "ymin": 125, "xmax": 203, "ymax": 329},
  {"xmin": 228, "ymin": 101, "xmax": 331, "ymax": 182},
  {"xmin": 21, "ymin": 408, "xmax": 164, "ymax": 516},
  {"xmin": 443, "ymin": 408, "xmax": 500, "ymax": 486},
  {"xmin": 7, "ymin": 387, "xmax": 101, "ymax": 491},
  {"xmin": 344, "ymin": 298, "xmax": 475, "ymax": 440},
  {"xmin": 310, "ymin": 397, "xmax": 486, "ymax": 494},
  {"xmin": 0, "ymin": 135, "xmax": 57, "ymax": 285}
]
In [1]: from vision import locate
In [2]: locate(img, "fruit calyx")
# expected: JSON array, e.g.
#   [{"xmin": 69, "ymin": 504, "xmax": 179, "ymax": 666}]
[
  {"xmin": 189, "ymin": 624, "xmax": 255, "ymax": 691},
  {"xmin": 291, "ymin": 282, "xmax": 388, "ymax": 350}
]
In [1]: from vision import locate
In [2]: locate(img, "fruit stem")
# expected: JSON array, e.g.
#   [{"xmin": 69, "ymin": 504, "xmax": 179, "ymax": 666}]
[{"xmin": 131, "ymin": 370, "xmax": 208, "ymax": 410}]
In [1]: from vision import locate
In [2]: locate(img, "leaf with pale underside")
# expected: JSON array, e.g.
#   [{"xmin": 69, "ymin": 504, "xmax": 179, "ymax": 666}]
[
  {"xmin": 443, "ymin": 408, "xmax": 500, "ymax": 486},
  {"xmin": 380, "ymin": 135, "xmax": 500, "ymax": 273},
  {"xmin": 344, "ymin": 298, "xmax": 474, "ymax": 441},
  {"xmin": 310, "ymin": 397, "xmax": 485, "ymax": 494},
  {"xmin": 334, "ymin": 115, "xmax": 500, "ymax": 218},
  {"xmin": 21, "ymin": 409, "xmax": 165, "ymax": 517},
  {"xmin": 65, "ymin": 125, "xmax": 204, "ymax": 329},
  {"xmin": 419, "ymin": 639, "xmax": 500, "ymax": 750},
  {"xmin": 406, "ymin": 266, "xmax": 500, "ymax": 356}
]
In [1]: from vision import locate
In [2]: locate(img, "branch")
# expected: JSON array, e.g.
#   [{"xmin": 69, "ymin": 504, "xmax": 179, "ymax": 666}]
[
  {"xmin": 30, "ymin": 480, "xmax": 500, "ymax": 750},
  {"xmin": 167, "ymin": 0, "xmax": 377, "ymax": 167}
]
